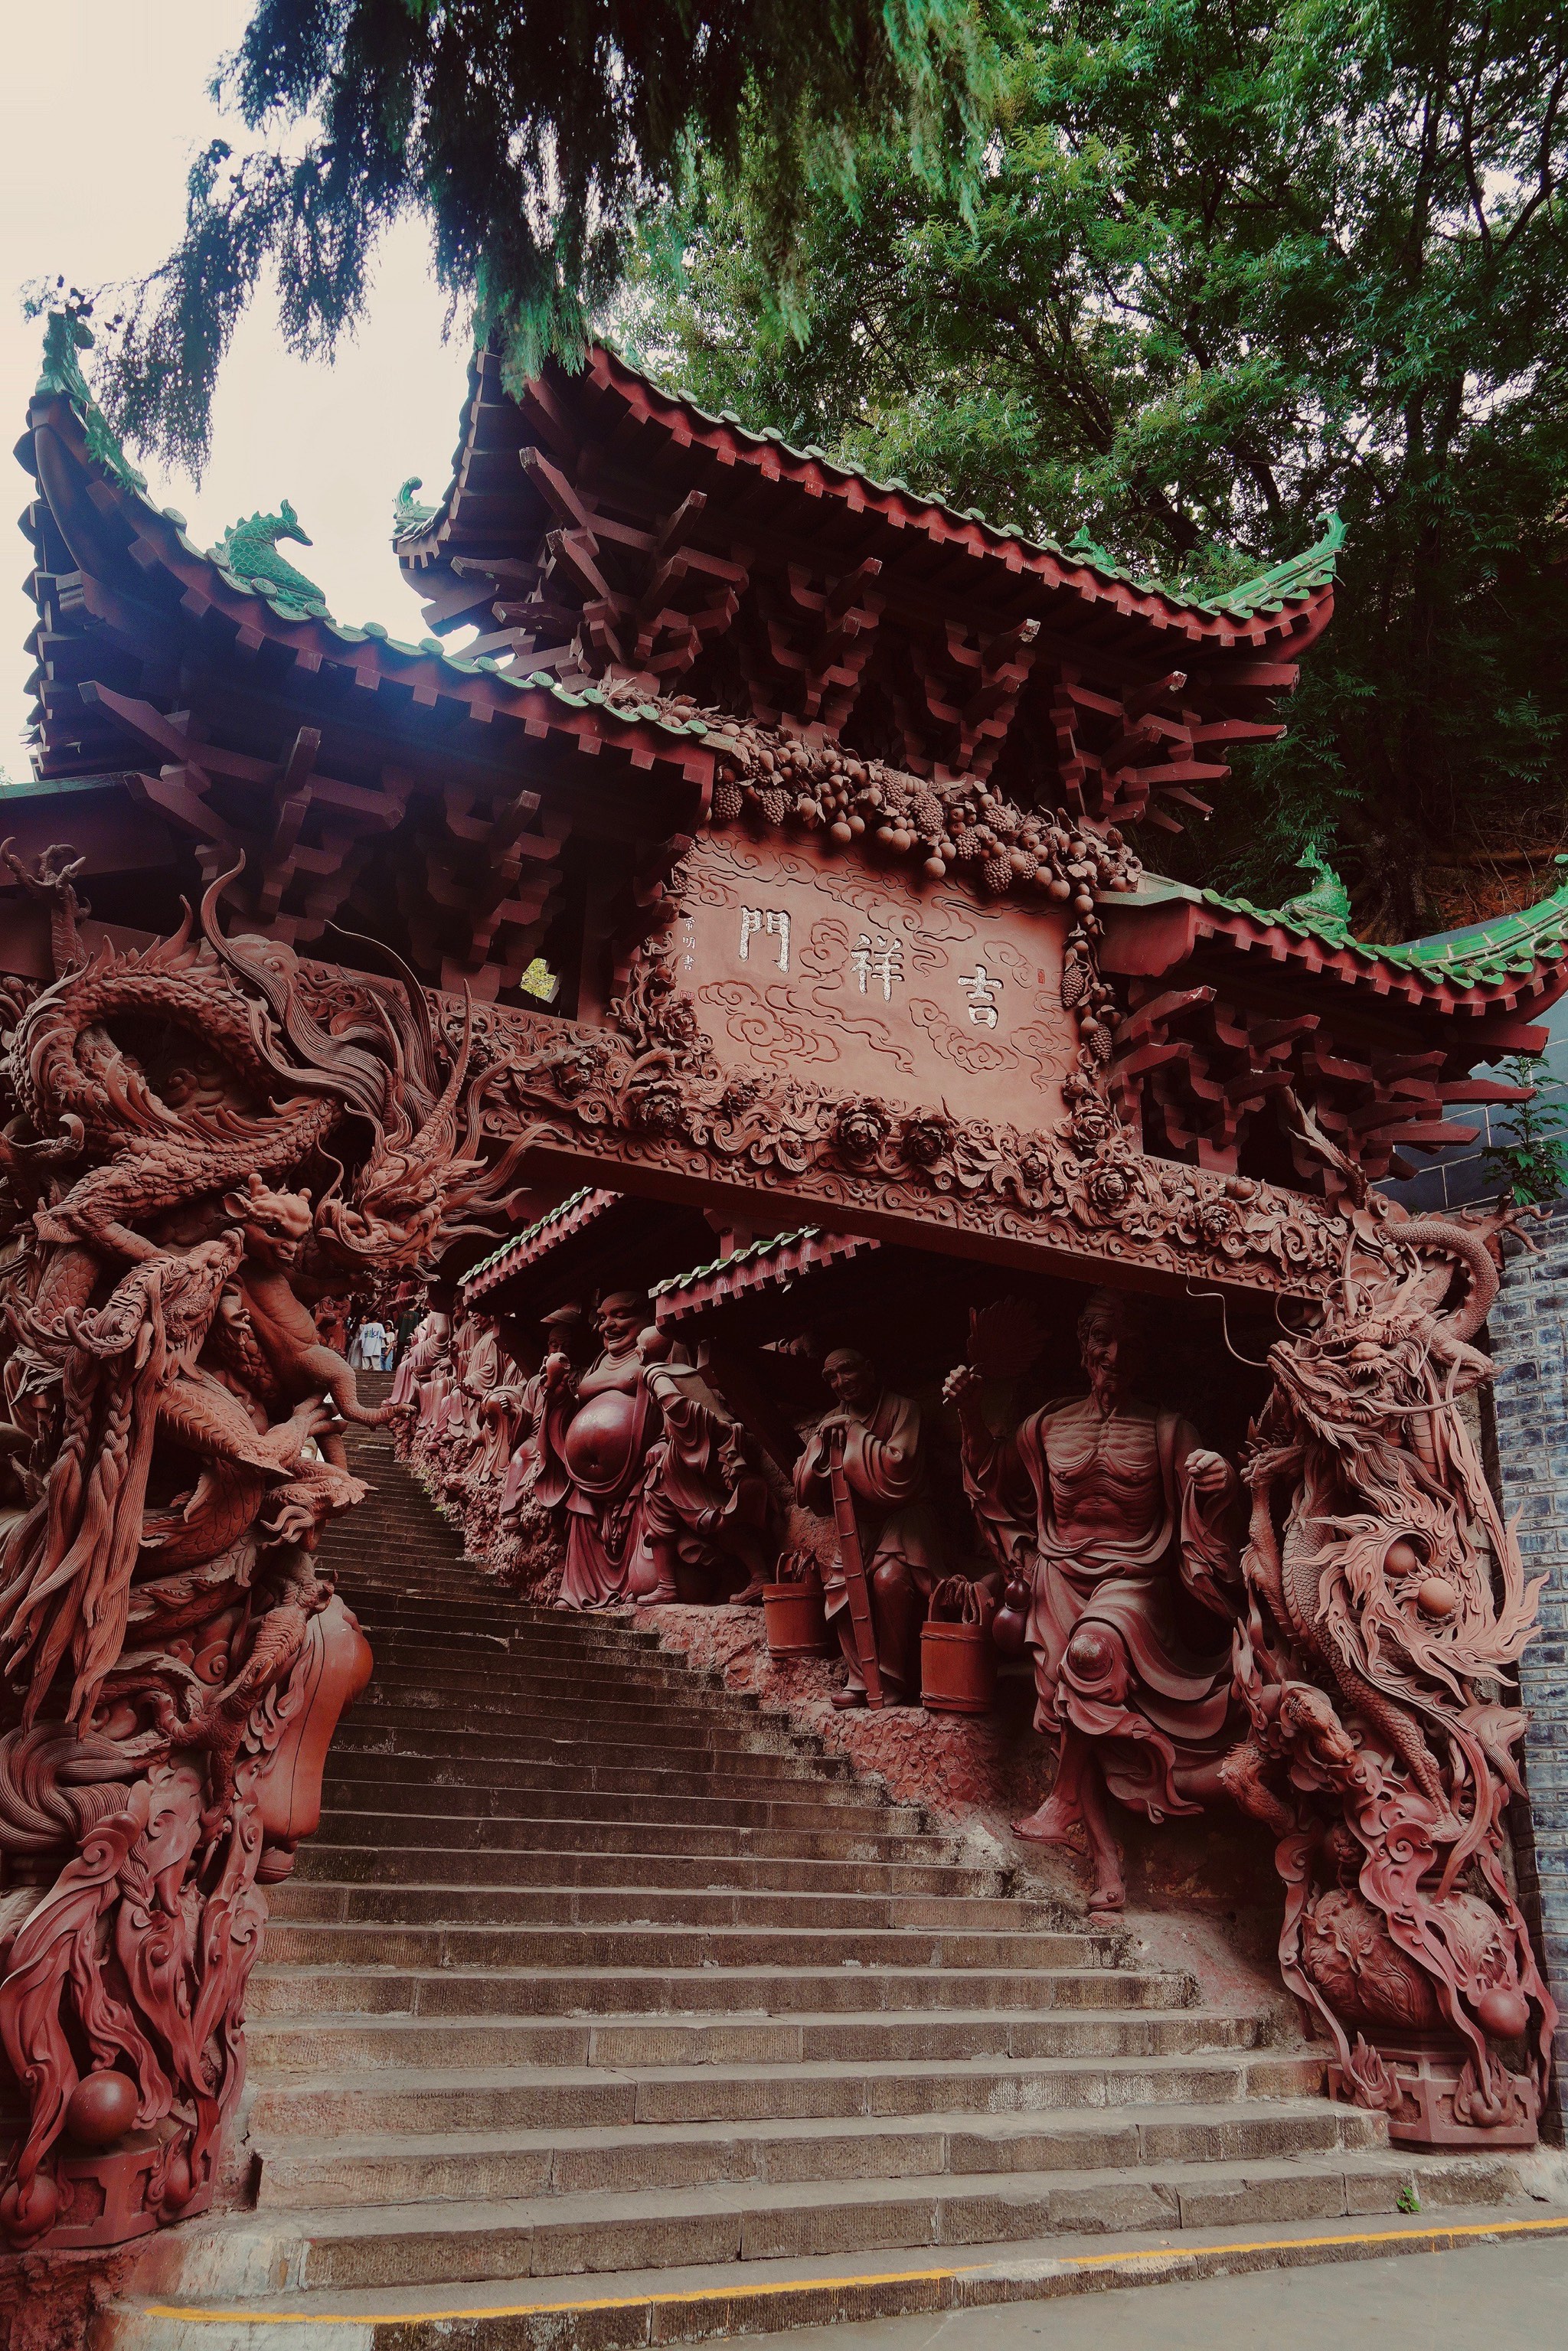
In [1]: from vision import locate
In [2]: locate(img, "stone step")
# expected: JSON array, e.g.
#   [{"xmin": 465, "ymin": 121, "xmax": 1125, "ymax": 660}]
[
  {"xmin": 345, "ymin": 1600, "xmax": 661, "ymax": 1643},
  {"xmin": 244, "ymin": 2006, "xmax": 1270, "ymax": 2080},
  {"xmin": 251, "ymin": 2090, "xmax": 1363, "ymax": 2213},
  {"xmin": 149, "ymin": 1428, "xmax": 1537, "ymax": 2349},
  {"xmin": 316, "ymin": 1779, "xmax": 925, "ymax": 1833},
  {"xmin": 353, "ymin": 1662, "xmax": 750, "ymax": 1700},
  {"xmin": 358, "ymin": 1658, "xmax": 744, "ymax": 1701},
  {"xmin": 247, "ymin": 2048, "xmax": 1315, "ymax": 2139},
  {"xmin": 291, "ymin": 1843, "xmax": 1014, "ymax": 1898},
  {"xmin": 351, "ymin": 1684, "xmax": 792, "ymax": 1731},
  {"xmin": 340, "ymin": 1709, "xmax": 820, "ymax": 1763},
  {"xmin": 357, "ymin": 1627, "xmax": 708, "ymax": 1660},
  {"xmin": 345, "ymin": 1605, "xmax": 527, "ymax": 1638},
  {"xmin": 269, "ymin": 1882, "xmax": 1067, "ymax": 1934},
  {"xmin": 108, "ymin": 2191, "xmax": 1559, "ymax": 2351},
  {"xmin": 354, "ymin": 1628, "xmax": 513, "ymax": 1657},
  {"xmin": 329, "ymin": 1726, "xmax": 851, "ymax": 1777},
  {"xmin": 247, "ymin": 1964, "xmax": 1191, "ymax": 2022},
  {"xmin": 345, "ymin": 1608, "xmax": 671, "ymax": 1641},
  {"xmin": 256, "ymin": 1918, "xmax": 1116, "ymax": 1974},
  {"xmin": 311, "ymin": 1807, "xmax": 972, "ymax": 1864},
  {"xmin": 127, "ymin": 2147, "xmax": 1525, "ymax": 2297}
]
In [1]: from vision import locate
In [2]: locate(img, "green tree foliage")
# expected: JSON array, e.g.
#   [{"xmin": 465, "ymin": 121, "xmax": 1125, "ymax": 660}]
[
  {"xmin": 96, "ymin": 0, "xmax": 991, "ymax": 481},
  {"xmin": 1480, "ymin": 1054, "xmax": 1568, "ymax": 1206},
  {"xmin": 625, "ymin": 0, "xmax": 1568, "ymax": 936}
]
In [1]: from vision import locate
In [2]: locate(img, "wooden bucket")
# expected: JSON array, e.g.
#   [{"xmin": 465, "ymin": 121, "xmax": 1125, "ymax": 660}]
[
  {"xmin": 763, "ymin": 1579, "xmax": 835, "ymax": 1658},
  {"xmin": 921, "ymin": 1579, "xmax": 996, "ymax": 1714}
]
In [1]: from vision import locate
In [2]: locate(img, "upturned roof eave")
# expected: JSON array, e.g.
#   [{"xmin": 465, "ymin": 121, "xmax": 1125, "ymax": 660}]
[
  {"xmin": 394, "ymin": 341, "xmax": 1342, "ymax": 655},
  {"xmin": 1102, "ymin": 877, "xmax": 1568, "ymax": 1022},
  {"xmin": 22, "ymin": 390, "xmax": 717, "ymax": 780}
]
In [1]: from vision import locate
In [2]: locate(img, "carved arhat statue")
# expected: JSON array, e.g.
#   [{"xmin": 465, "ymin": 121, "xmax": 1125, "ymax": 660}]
[{"xmin": 946, "ymin": 1287, "xmax": 1241, "ymax": 1909}]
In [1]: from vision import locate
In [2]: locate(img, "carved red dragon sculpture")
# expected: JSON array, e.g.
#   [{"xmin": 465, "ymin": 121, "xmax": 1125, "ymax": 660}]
[
  {"xmin": 0, "ymin": 845, "xmax": 514, "ymax": 2250},
  {"xmin": 1221, "ymin": 1206, "xmax": 1558, "ymax": 2143}
]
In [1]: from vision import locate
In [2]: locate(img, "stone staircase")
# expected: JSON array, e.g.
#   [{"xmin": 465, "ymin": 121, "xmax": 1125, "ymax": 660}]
[{"xmin": 103, "ymin": 1401, "xmax": 1546, "ymax": 2348}]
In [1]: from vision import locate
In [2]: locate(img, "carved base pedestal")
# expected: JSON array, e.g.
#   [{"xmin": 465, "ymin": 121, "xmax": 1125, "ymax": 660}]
[
  {"xmin": 1328, "ymin": 2034, "xmax": 1540, "ymax": 2149},
  {"xmin": 47, "ymin": 2125, "xmax": 214, "ymax": 2251}
]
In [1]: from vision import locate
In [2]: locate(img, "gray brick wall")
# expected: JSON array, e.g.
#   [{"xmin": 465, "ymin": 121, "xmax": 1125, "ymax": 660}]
[{"xmin": 1488, "ymin": 1206, "xmax": 1568, "ymax": 2102}]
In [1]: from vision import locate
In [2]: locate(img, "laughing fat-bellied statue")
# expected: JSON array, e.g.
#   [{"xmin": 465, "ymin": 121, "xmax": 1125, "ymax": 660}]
[
  {"xmin": 533, "ymin": 1289, "xmax": 655, "ymax": 1608},
  {"xmin": 944, "ymin": 1288, "xmax": 1243, "ymax": 1910}
]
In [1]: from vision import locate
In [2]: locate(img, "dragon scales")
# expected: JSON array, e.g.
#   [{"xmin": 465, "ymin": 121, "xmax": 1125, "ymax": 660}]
[{"xmin": 0, "ymin": 844, "xmax": 518, "ymax": 2250}]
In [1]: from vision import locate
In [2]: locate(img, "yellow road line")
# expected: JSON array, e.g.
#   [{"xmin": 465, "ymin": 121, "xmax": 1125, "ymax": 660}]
[{"xmin": 144, "ymin": 2212, "xmax": 1568, "ymax": 2326}]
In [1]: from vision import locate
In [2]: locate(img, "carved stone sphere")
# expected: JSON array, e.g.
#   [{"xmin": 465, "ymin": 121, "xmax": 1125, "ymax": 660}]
[
  {"xmin": 564, "ymin": 1389, "xmax": 640, "ymax": 1491},
  {"xmin": 1475, "ymin": 1987, "xmax": 1531, "ymax": 2040},
  {"xmin": 1416, "ymin": 1575, "xmax": 1459, "ymax": 1618},
  {"xmin": 65, "ymin": 2069, "xmax": 138, "ymax": 2147},
  {"xmin": 0, "ymin": 2169, "xmax": 57, "ymax": 2239}
]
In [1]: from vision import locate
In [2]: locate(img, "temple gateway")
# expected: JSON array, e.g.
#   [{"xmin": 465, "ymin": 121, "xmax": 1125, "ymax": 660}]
[{"xmin": 2, "ymin": 312, "xmax": 1566, "ymax": 2340}]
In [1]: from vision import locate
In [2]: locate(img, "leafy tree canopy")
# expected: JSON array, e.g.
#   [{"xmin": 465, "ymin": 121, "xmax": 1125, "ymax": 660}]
[
  {"xmin": 622, "ymin": 0, "xmax": 1568, "ymax": 937},
  {"xmin": 93, "ymin": 0, "xmax": 991, "ymax": 479}
]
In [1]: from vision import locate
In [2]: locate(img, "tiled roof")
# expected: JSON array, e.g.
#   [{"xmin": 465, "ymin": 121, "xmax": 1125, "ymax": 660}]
[
  {"xmin": 400, "ymin": 338, "xmax": 1345, "ymax": 635},
  {"xmin": 1195, "ymin": 868, "xmax": 1568, "ymax": 984},
  {"xmin": 27, "ymin": 324, "xmax": 713, "ymax": 754},
  {"xmin": 649, "ymin": 1225, "xmax": 826, "ymax": 1297},
  {"xmin": 651, "ymin": 1226, "xmax": 880, "ymax": 1324},
  {"xmin": 612, "ymin": 380, "xmax": 1347, "ymax": 625},
  {"xmin": 460, "ymin": 1186, "xmax": 612, "ymax": 1296}
]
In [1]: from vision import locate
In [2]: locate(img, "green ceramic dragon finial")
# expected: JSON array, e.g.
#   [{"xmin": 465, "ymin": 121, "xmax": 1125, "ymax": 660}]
[
  {"xmin": 36, "ymin": 307, "xmax": 147, "ymax": 494},
  {"xmin": 211, "ymin": 498, "xmax": 329, "ymax": 618},
  {"xmin": 1063, "ymin": 524, "xmax": 1114, "ymax": 571},
  {"xmin": 393, "ymin": 475, "xmax": 437, "ymax": 535},
  {"xmin": 1278, "ymin": 841, "xmax": 1352, "ymax": 939}
]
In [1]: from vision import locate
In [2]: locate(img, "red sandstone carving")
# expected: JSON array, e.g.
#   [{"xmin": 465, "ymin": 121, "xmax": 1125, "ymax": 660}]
[
  {"xmin": 446, "ymin": 845, "xmax": 1361, "ymax": 1304},
  {"xmin": 1219, "ymin": 1207, "xmax": 1558, "ymax": 2143},
  {"xmin": 794, "ymin": 1350, "xmax": 952, "ymax": 1709},
  {"xmin": 949, "ymin": 1290, "xmax": 1243, "ymax": 1910},
  {"xmin": 0, "ymin": 849, "xmax": 510, "ymax": 2248},
  {"xmin": 534, "ymin": 1292, "xmax": 658, "ymax": 1608},
  {"xmin": 632, "ymin": 1331, "xmax": 773, "ymax": 1605}
]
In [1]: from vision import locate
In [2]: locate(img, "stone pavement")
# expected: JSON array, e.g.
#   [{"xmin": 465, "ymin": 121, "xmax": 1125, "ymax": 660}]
[{"xmin": 721, "ymin": 2232, "xmax": 1568, "ymax": 2351}]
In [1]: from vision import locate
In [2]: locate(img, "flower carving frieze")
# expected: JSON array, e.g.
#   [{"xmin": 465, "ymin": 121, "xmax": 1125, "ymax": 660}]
[{"xmin": 426, "ymin": 939, "xmax": 1348, "ymax": 1295}]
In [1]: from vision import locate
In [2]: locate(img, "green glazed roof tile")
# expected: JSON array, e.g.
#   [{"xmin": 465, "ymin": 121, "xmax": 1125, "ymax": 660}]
[
  {"xmin": 650, "ymin": 1226, "xmax": 824, "ymax": 1298},
  {"xmin": 1181, "ymin": 870, "xmax": 1568, "ymax": 989},
  {"xmin": 462, "ymin": 1184, "xmax": 601, "ymax": 1285}
]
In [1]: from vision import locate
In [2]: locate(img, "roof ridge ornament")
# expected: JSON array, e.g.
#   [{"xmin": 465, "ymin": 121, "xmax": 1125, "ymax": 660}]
[
  {"xmin": 1202, "ymin": 511, "xmax": 1348, "ymax": 619},
  {"xmin": 1276, "ymin": 839, "xmax": 1354, "ymax": 941},
  {"xmin": 34, "ymin": 302, "xmax": 148, "ymax": 495},
  {"xmin": 393, "ymin": 475, "xmax": 438, "ymax": 537},
  {"xmin": 209, "ymin": 497, "xmax": 330, "ymax": 619}
]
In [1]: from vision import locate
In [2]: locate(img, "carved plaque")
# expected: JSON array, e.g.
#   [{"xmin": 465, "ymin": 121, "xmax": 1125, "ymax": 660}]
[{"xmin": 675, "ymin": 833, "xmax": 1076, "ymax": 1122}]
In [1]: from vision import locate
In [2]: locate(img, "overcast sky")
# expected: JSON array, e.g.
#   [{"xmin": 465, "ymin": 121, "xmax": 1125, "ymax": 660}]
[{"xmin": 0, "ymin": 0, "xmax": 473, "ymax": 772}]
